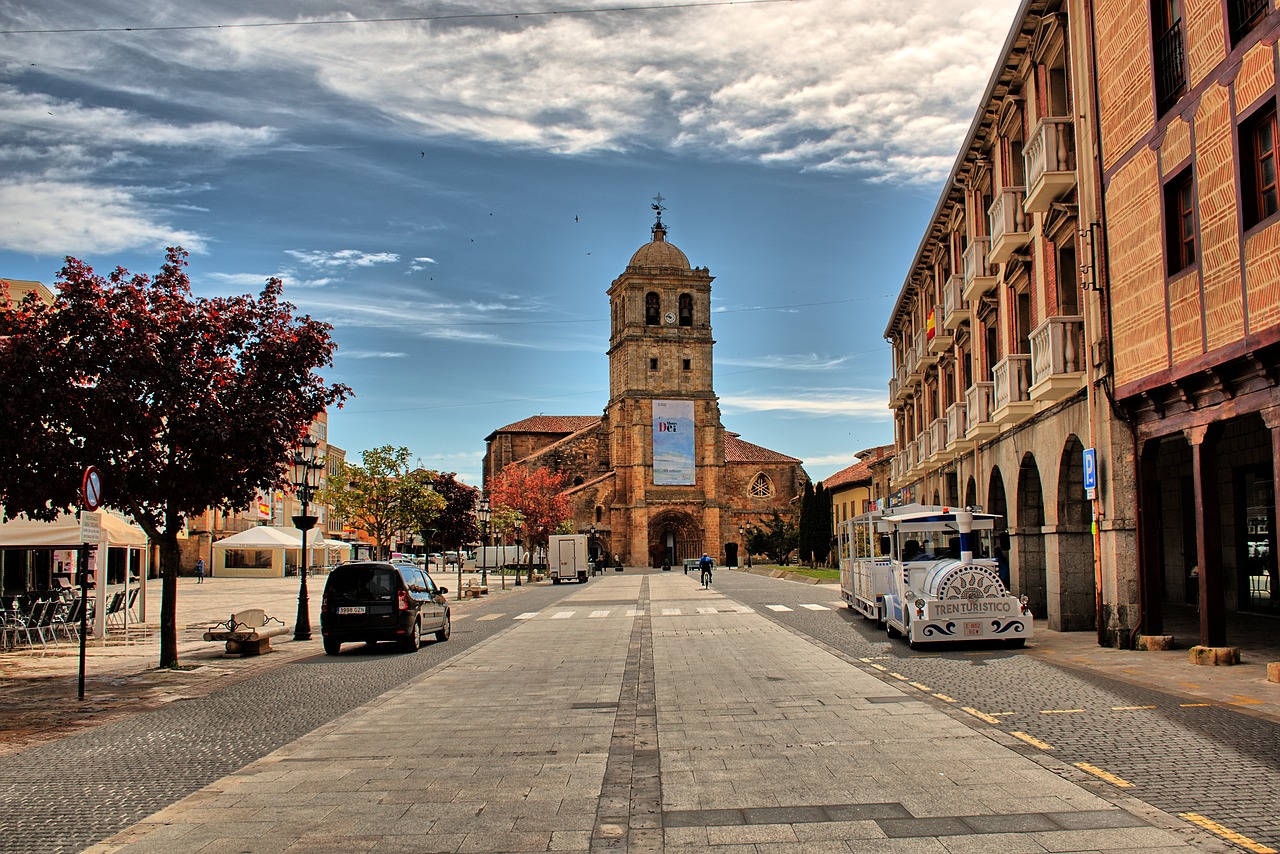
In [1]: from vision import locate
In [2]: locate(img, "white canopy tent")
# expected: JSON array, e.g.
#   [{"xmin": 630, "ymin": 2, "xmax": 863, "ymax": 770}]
[
  {"xmin": 212, "ymin": 526, "xmax": 351, "ymax": 578},
  {"xmin": 0, "ymin": 510, "xmax": 150, "ymax": 638}
]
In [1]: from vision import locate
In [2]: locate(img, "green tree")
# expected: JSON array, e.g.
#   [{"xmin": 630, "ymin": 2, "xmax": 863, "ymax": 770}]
[
  {"xmin": 752, "ymin": 512, "xmax": 798, "ymax": 565},
  {"xmin": 400, "ymin": 467, "xmax": 444, "ymax": 556},
  {"xmin": 324, "ymin": 446, "xmax": 413, "ymax": 560},
  {"xmin": 0, "ymin": 249, "xmax": 349, "ymax": 668},
  {"xmin": 797, "ymin": 480, "xmax": 817, "ymax": 566},
  {"xmin": 488, "ymin": 464, "xmax": 570, "ymax": 581},
  {"xmin": 813, "ymin": 483, "xmax": 833, "ymax": 567}
]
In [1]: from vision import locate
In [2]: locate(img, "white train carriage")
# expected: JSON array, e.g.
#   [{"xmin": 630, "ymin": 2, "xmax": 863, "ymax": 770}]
[
  {"xmin": 876, "ymin": 507, "xmax": 1032, "ymax": 648},
  {"xmin": 838, "ymin": 504, "xmax": 931, "ymax": 623}
]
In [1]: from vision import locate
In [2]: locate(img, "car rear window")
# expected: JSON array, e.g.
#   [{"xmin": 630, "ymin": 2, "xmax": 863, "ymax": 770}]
[{"xmin": 327, "ymin": 565, "xmax": 398, "ymax": 600}]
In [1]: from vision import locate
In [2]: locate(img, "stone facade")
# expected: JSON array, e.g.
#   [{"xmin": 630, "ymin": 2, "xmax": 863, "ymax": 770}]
[{"xmin": 483, "ymin": 214, "xmax": 807, "ymax": 568}]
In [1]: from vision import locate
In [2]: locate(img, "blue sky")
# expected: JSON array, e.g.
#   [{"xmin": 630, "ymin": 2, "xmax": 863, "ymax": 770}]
[{"xmin": 0, "ymin": 0, "xmax": 1020, "ymax": 485}]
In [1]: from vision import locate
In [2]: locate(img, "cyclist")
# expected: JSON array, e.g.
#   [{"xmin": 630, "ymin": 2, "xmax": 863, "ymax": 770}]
[{"xmin": 698, "ymin": 553, "xmax": 713, "ymax": 588}]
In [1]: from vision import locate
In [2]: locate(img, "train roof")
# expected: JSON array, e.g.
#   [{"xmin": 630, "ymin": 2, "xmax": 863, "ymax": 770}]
[{"xmin": 878, "ymin": 507, "xmax": 1002, "ymax": 531}]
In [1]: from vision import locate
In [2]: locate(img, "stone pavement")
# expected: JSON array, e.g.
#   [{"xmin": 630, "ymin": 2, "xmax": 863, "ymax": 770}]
[
  {"xmin": 0, "ymin": 570, "xmax": 523, "ymax": 757},
  {"xmin": 83, "ymin": 571, "xmax": 1233, "ymax": 853}
]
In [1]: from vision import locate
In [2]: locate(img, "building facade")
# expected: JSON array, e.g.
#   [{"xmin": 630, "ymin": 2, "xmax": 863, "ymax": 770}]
[
  {"xmin": 484, "ymin": 211, "xmax": 808, "ymax": 568},
  {"xmin": 884, "ymin": 0, "xmax": 1139, "ymax": 640},
  {"xmin": 1095, "ymin": 0, "xmax": 1280, "ymax": 643}
]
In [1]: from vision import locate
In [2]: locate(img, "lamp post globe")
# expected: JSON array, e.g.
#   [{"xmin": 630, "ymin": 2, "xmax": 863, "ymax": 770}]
[{"xmin": 477, "ymin": 497, "xmax": 491, "ymax": 587}]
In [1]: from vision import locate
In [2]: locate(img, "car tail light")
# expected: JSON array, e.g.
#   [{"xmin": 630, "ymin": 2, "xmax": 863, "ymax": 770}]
[
  {"xmin": 321, "ymin": 592, "xmax": 329, "ymax": 613},
  {"xmin": 398, "ymin": 589, "xmax": 410, "ymax": 611}
]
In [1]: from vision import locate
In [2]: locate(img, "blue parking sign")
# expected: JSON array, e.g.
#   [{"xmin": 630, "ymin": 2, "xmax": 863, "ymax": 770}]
[{"xmin": 1082, "ymin": 447, "xmax": 1097, "ymax": 491}]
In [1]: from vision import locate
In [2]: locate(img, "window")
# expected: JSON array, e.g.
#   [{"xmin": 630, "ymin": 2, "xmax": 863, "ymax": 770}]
[
  {"xmin": 1163, "ymin": 167, "xmax": 1197, "ymax": 272},
  {"xmin": 1229, "ymin": 0, "xmax": 1268, "ymax": 46},
  {"xmin": 749, "ymin": 474, "xmax": 774, "ymax": 498},
  {"xmin": 678, "ymin": 293, "xmax": 693, "ymax": 326},
  {"xmin": 1057, "ymin": 241, "xmax": 1080, "ymax": 314},
  {"xmin": 682, "ymin": 358, "xmax": 691, "ymax": 371},
  {"xmin": 1242, "ymin": 106, "xmax": 1279, "ymax": 229},
  {"xmin": 645, "ymin": 292, "xmax": 660, "ymax": 325},
  {"xmin": 649, "ymin": 357, "xmax": 658, "ymax": 370},
  {"xmin": 1154, "ymin": 0, "xmax": 1186, "ymax": 113}
]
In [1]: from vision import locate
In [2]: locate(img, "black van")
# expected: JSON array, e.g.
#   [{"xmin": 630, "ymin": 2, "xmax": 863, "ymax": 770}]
[{"xmin": 320, "ymin": 561, "xmax": 450, "ymax": 655}]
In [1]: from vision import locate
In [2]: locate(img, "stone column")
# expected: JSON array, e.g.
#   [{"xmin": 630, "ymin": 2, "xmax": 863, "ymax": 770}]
[{"xmin": 1186, "ymin": 425, "xmax": 1225, "ymax": 647}]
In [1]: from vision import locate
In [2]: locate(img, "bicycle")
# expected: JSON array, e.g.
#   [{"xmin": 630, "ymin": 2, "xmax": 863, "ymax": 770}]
[{"xmin": 701, "ymin": 569, "xmax": 712, "ymax": 589}]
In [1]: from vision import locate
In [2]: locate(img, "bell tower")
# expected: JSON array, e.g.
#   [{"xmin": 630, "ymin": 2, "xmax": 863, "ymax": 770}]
[{"xmin": 604, "ymin": 198, "xmax": 726, "ymax": 566}]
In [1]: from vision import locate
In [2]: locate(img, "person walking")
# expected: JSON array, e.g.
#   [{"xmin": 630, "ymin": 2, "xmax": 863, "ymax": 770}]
[
  {"xmin": 698, "ymin": 553, "xmax": 713, "ymax": 588},
  {"xmin": 195, "ymin": 557, "xmax": 205, "ymax": 584}
]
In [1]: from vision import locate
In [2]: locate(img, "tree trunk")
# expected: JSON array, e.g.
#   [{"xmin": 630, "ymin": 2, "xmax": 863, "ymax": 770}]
[{"xmin": 157, "ymin": 532, "xmax": 181, "ymax": 668}]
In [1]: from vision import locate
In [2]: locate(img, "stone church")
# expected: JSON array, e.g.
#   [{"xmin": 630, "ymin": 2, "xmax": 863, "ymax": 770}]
[{"xmin": 482, "ymin": 207, "xmax": 808, "ymax": 568}]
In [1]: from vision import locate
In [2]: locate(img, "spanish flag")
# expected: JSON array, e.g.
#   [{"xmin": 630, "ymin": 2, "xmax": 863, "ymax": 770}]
[{"xmin": 926, "ymin": 308, "xmax": 936, "ymax": 341}]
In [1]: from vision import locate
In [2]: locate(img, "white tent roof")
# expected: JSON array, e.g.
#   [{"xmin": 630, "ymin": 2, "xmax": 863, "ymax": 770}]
[
  {"xmin": 0, "ymin": 510, "xmax": 149, "ymax": 547},
  {"xmin": 212, "ymin": 526, "xmax": 306, "ymax": 549}
]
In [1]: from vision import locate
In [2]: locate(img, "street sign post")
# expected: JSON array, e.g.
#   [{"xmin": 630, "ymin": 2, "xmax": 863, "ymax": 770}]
[
  {"xmin": 1083, "ymin": 447, "xmax": 1097, "ymax": 501},
  {"xmin": 78, "ymin": 466, "xmax": 102, "ymax": 701}
]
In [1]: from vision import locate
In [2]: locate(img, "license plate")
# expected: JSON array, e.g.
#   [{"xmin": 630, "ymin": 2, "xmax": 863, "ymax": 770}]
[
  {"xmin": 337, "ymin": 606, "xmax": 365, "ymax": 615},
  {"xmin": 964, "ymin": 621, "xmax": 983, "ymax": 637}
]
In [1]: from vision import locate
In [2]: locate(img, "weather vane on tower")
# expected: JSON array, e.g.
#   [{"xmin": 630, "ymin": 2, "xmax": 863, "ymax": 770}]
[{"xmin": 651, "ymin": 193, "xmax": 667, "ymax": 237}]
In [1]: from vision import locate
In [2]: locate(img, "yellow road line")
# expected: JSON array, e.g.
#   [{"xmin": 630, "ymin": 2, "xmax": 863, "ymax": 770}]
[
  {"xmin": 868, "ymin": 663, "xmax": 887, "ymax": 671},
  {"xmin": 1074, "ymin": 762, "xmax": 1133, "ymax": 788},
  {"xmin": 1229, "ymin": 695, "xmax": 1263, "ymax": 706},
  {"xmin": 932, "ymin": 692, "xmax": 957, "ymax": 703},
  {"xmin": 961, "ymin": 707, "xmax": 1002, "ymax": 725},
  {"xmin": 888, "ymin": 672, "xmax": 909, "ymax": 681},
  {"xmin": 1111, "ymin": 705, "xmax": 1157, "ymax": 711},
  {"xmin": 908, "ymin": 681, "xmax": 931, "ymax": 692},
  {"xmin": 1179, "ymin": 812, "xmax": 1277, "ymax": 853},
  {"xmin": 1011, "ymin": 731, "xmax": 1054, "ymax": 750},
  {"xmin": 1040, "ymin": 708, "xmax": 1085, "ymax": 714},
  {"xmin": 1180, "ymin": 702, "xmax": 1215, "ymax": 707}
]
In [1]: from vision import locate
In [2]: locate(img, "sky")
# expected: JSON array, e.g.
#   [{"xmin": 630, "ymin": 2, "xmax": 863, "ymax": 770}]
[{"xmin": 0, "ymin": 0, "xmax": 1022, "ymax": 486}]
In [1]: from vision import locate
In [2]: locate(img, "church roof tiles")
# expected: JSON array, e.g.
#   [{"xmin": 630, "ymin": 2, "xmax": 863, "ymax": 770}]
[
  {"xmin": 725, "ymin": 434, "xmax": 801, "ymax": 464},
  {"xmin": 494, "ymin": 415, "xmax": 600, "ymax": 435}
]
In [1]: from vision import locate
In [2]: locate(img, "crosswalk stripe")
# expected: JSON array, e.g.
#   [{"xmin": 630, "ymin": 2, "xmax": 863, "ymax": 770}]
[
  {"xmin": 697, "ymin": 607, "xmax": 718, "ymax": 614},
  {"xmin": 626, "ymin": 609, "xmax": 644, "ymax": 617},
  {"xmin": 476, "ymin": 614, "xmax": 503, "ymax": 621},
  {"xmin": 551, "ymin": 611, "xmax": 575, "ymax": 619},
  {"xmin": 514, "ymin": 612, "xmax": 538, "ymax": 620},
  {"xmin": 589, "ymin": 610, "xmax": 610, "ymax": 618},
  {"xmin": 662, "ymin": 608, "xmax": 681, "ymax": 616},
  {"xmin": 800, "ymin": 604, "xmax": 828, "ymax": 611},
  {"xmin": 766, "ymin": 605, "xmax": 793, "ymax": 612},
  {"xmin": 730, "ymin": 605, "xmax": 753, "ymax": 614}
]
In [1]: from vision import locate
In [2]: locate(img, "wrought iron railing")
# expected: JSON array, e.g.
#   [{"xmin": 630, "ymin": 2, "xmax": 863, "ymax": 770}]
[{"xmin": 1156, "ymin": 20, "xmax": 1186, "ymax": 113}]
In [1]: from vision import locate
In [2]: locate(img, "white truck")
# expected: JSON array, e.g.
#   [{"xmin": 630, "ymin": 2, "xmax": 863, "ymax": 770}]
[
  {"xmin": 847, "ymin": 505, "xmax": 1031, "ymax": 648},
  {"xmin": 473, "ymin": 545, "xmax": 524, "ymax": 570},
  {"xmin": 547, "ymin": 534, "xmax": 590, "ymax": 584}
]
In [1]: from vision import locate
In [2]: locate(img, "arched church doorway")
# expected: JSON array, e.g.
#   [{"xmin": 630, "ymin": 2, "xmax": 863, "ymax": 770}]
[{"xmin": 648, "ymin": 511, "xmax": 702, "ymax": 568}]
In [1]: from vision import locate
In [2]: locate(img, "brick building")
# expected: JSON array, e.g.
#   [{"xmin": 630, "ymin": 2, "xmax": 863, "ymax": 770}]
[
  {"xmin": 1095, "ymin": 0, "xmax": 1280, "ymax": 643},
  {"xmin": 483, "ymin": 210, "xmax": 808, "ymax": 568}
]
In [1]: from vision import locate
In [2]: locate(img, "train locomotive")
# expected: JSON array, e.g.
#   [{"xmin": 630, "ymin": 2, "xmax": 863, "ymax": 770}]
[{"xmin": 839, "ymin": 505, "xmax": 1032, "ymax": 648}]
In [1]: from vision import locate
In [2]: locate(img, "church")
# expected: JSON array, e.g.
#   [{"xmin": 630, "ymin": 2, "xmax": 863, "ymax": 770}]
[{"xmin": 482, "ymin": 205, "xmax": 809, "ymax": 568}]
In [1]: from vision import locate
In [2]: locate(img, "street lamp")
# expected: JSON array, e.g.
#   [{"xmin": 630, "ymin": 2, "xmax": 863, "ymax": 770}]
[
  {"xmin": 477, "ymin": 497, "xmax": 491, "ymax": 587},
  {"xmin": 738, "ymin": 525, "xmax": 744, "ymax": 569},
  {"xmin": 588, "ymin": 524, "xmax": 596, "ymax": 573},
  {"xmin": 291, "ymin": 436, "xmax": 325, "ymax": 642},
  {"xmin": 513, "ymin": 521, "xmax": 523, "ymax": 587}
]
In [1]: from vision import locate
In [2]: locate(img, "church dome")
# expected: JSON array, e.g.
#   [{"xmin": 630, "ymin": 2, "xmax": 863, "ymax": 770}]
[{"xmin": 628, "ymin": 222, "xmax": 690, "ymax": 269}]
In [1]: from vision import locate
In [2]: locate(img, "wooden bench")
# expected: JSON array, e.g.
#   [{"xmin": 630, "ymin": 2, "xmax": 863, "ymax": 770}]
[
  {"xmin": 461, "ymin": 579, "xmax": 488, "ymax": 598},
  {"xmin": 203, "ymin": 609, "xmax": 289, "ymax": 656}
]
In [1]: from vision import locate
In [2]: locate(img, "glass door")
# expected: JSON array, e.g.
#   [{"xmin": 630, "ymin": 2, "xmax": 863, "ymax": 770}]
[{"xmin": 1238, "ymin": 468, "xmax": 1277, "ymax": 613}]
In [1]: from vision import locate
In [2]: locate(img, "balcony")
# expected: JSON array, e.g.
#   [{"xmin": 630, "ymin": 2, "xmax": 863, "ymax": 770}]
[
  {"xmin": 905, "ymin": 341, "xmax": 921, "ymax": 381},
  {"xmin": 928, "ymin": 323, "xmax": 953, "ymax": 355},
  {"xmin": 946, "ymin": 400, "xmax": 970, "ymax": 451},
  {"xmin": 965, "ymin": 381, "xmax": 999, "ymax": 442},
  {"xmin": 930, "ymin": 417, "xmax": 952, "ymax": 464},
  {"xmin": 1024, "ymin": 117, "xmax": 1077, "ymax": 214},
  {"xmin": 942, "ymin": 273, "xmax": 969, "ymax": 331},
  {"xmin": 992, "ymin": 353, "xmax": 1035, "ymax": 425},
  {"xmin": 988, "ymin": 186, "xmax": 1031, "ymax": 264},
  {"xmin": 889, "ymin": 376, "xmax": 906, "ymax": 409},
  {"xmin": 917, "ymin": 428, "xmax": 936, "ymax": 472},
  {"xmin": 916, "ymin": 330, "xmax": 938, "ymax": 371},
  {"xmin": 1029, "ymin": 315, "xmax": 1085, "ymax": 403},
  {"xmin": 1156, "ymin": 19, "xmax": 1186, "ymax": 114},
  {"xmin": 962, "ymin": 237, "xmax": 997, "ymax": 302}
]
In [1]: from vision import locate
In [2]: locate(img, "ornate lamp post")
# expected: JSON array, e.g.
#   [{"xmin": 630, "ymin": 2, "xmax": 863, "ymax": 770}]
[
  {"xmin": 738, "ymin": 525, "xmax": 744, "ymax": 569},
  {"xmin": 513, "ymin": 521, "xmax": 523, "ymax": 587},
  {"xmin": 477, "ymin": 497, "xmax": 491, "ymax": 587},
  {"xmin": 588, "ymin": 524, "xmax": 596, "ymax": 572},
  {"xmin": 291, "ymin": 437, "xmax": 325, "ymax": 642}
]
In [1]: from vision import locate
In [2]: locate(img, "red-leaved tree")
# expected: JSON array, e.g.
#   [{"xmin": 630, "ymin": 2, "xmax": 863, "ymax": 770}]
[
  {"xmin": 0, "ymin": 248, "xmax": 350, "ymax": 668},
  {"xmin": 487, "ymin": 464, "xmax": 570, "ymax": 581}
]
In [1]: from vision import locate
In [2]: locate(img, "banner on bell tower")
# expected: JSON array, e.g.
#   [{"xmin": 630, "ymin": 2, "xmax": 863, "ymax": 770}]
[{"xmin": 652, "ymin": 399, "xmax": 695, "ymax": 485}]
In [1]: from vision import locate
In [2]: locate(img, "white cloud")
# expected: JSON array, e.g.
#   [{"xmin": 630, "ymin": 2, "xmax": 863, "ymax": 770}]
[
  {"xmin": 720, "ymin": 389, "xmax": 891, "ymax": 418},
  {"xmin": 409, "ymin": 257, "xmax": 437, "ymax": 272},
  {"xmin": 337, "ymin": 350, "xmax": 408, "ymax": 359},
  {"xmin": 719, "ymin": 353, "xmax": 856, "ymax": 372},
  {"xmin": 285, "ymin": 249, "xmax": 400, "ymax": 269},
  {"xmin": 0, "ymin": 179, "xmax": 206, "ymax": 254}
]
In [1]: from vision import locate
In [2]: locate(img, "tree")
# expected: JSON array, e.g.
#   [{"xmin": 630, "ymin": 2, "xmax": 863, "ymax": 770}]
[
  {"xmin": 0, "ymin": 248, "xmax": 349, "ymax": 668},
  {"xmin": 400, "ymin": 467, "xmax": 444, "ymax": 556},
  {"xmin": 487, "ymin": 464, "xmax": 569, "ymax": 581},
  {"xmin": 429, "ymin": 472, "xmax": 479, "ymax": 565},
  {"xmin": 324, "ymin": 446, "xmax": 413, "ymax": 560},
  {"xmin": 813, "ymin": 483, "xmax": 833, "ymax": 567},
  {"xmin": 797, "ymin": 480, "xmax": 818, "ymax": 566},
  {"xmin": 751, "ymin": 512, "xmax": 798, "ymax": 565}
]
